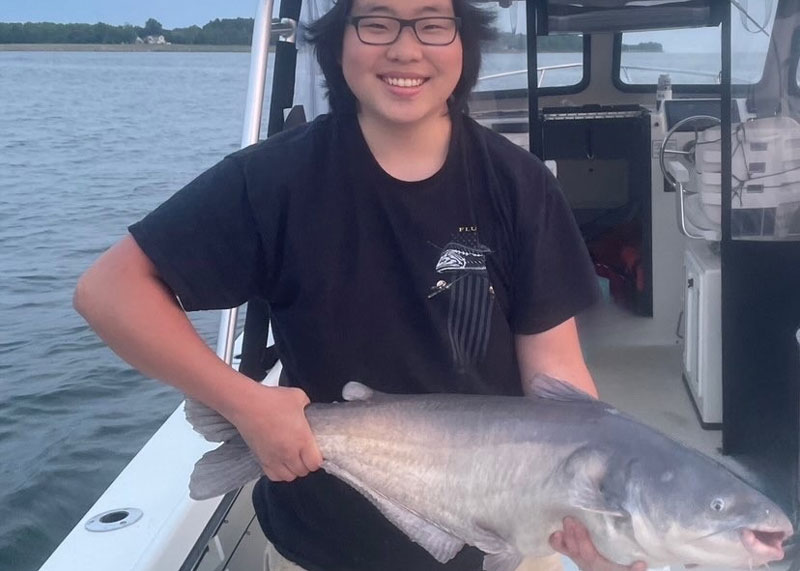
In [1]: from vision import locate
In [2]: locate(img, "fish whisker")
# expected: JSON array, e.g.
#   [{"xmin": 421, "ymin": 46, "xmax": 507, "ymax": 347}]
[{"xmin": 688, "ymin": 525, "xmax": 741, "ymax": 543}]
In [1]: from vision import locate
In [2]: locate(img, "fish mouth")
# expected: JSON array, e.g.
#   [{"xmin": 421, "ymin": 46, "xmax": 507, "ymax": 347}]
[{"xmin": 740, "ymin": 527, "xmax": 790, "ymax": 563}]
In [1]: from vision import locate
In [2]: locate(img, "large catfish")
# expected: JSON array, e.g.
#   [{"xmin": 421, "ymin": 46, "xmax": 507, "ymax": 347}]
[{"xmin": 186, "ymin": 376, "xmax": 793, "ymax": 571}]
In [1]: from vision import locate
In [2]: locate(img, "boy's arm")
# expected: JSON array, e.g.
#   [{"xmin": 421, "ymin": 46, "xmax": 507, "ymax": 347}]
[
  {"xmin": 514, "ymin": 317, "xmax": 597, "ymax": 398},
  {"xmin": 74, "ymin": 234, "xmax": 322, "ymax": 481}
]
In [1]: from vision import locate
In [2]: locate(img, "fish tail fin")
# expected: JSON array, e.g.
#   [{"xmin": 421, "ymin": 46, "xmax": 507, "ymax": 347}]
[
  {"xmin": 189, "ymin": 436, "xmax": 262, "ymax": 500},
  {"xmin": 184, "ymin": 397, "xmax": 262, "ymax": 500},
  {"xmin": 184, "ymin": 397, "xmax": 240, "ymax": 442}
]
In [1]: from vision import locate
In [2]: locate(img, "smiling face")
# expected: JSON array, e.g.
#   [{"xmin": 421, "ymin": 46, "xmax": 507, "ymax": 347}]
[{"xmin": 341, "ymin": 0, "xmax": 464, "ymax": 128}]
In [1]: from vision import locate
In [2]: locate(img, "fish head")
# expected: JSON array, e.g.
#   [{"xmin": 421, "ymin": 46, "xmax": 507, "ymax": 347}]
[{"xmin": 623, "ymin": 452, "xmax": 794, "ymax": 568}]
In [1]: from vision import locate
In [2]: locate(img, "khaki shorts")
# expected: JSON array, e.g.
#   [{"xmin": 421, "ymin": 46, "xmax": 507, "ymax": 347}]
[
  {"xmin": 265, "ymin": 541, "xmax": 308, "ymax": 571},
  {"xmin": 265, "ymin": 542, "xmax": 565, "ymax": 571}
]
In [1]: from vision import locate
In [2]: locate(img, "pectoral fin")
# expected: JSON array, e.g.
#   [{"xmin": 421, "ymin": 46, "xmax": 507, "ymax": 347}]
[
  {"xmin": 470, "ymin": 526, "xmax": 524, "ymax": 571},
  {"xmin": 483, "ymin": 551, "xmax": 524, "ymax": 571},
  {"xmin": 565, "ymin": 448, "xmax": 629, "ymax": 518},
  {"xmin": 570, "ymin": 487, "xmax": 628, "ymax": 518},
  {"xmin": 323, "ymin": 461, "xmax": 465, "ymax": 563}
]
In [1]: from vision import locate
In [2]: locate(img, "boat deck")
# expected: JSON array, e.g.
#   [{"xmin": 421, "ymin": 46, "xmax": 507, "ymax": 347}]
[
  {"xmin": 578, "ymin": 298, "xmax": 782, "ymax": 494},
  {"xmin": 579, "ymin": 302, "xmax": 723, "ymax": 464}
]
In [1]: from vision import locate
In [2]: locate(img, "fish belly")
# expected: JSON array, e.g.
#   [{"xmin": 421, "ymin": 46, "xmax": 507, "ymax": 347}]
[{"xmin": 308, "ymin": 402, "xmax": 572, "ymax": 557}]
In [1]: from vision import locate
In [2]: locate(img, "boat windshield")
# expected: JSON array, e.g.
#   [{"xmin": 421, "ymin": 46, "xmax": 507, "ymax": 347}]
[
  {"xmin": 618, "ymin": 0, "xmax": 779, "ymax": 85},
  {"xmin": 475, "ymin": 2, "xmax": 586, "ymax": 93}
]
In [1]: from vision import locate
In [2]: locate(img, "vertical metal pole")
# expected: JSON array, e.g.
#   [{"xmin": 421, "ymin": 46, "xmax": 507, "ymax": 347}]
[
  {"xmin": 720, "ymin": 2, "xmax": 731, "ymax": 245},
  {"xmin": 215, "ymin": 0, "xmax": 275, "ymax": 364},
  {"xmin": 527, "ymin": 0, "xmax": 542, "ymax": 158},
  {"xmin": 720, "ymin": 0, "xmax": 732, "ymax": 452}
]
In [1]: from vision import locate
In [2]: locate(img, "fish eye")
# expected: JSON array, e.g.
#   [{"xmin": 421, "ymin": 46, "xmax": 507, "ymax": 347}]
[{"xmin": 710, "ymin": 498, "xmax": 726, "ymax": 512}]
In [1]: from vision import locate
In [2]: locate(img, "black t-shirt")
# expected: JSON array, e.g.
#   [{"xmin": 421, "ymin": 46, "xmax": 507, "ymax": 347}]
[{"xmin": 129, "ymin": 111, "xmax": 598, "ymax": 570}]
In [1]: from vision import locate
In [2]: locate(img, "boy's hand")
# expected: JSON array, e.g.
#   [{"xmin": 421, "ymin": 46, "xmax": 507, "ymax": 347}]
[
  {"xmin": 550, "ymin": 517, "xmax": 647, "ymax": 571},
  {"xmin": 231, "ymin": 384, "xmax": 323, "ymax": 482}
]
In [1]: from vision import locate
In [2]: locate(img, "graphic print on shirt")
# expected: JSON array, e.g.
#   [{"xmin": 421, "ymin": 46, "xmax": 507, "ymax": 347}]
[{"xmin": 431, "ymin": 227, "xmax": 494, "ymax": 372}]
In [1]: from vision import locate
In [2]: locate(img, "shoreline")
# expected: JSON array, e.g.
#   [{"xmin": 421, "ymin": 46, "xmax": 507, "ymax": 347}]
[
  {"xmin": 0, "ymin": 43, "xmax": 252, "ymax": 52},
  {"xmin": 0, "ymin": 43, "xmax": 666, "ymax": 55},
  {"xmin": 2, "ymin": 44, "xmax": 558, "ymax": 56}
]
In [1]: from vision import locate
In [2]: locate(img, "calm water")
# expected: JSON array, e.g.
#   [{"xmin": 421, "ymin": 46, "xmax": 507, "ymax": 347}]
[
  {"xmin": 0, "ymin": 48, "xmax": 726, "ymax": 570},
  {"xmin": 0, "ymin": 50, "xmax": 270, "ymax": 571}
]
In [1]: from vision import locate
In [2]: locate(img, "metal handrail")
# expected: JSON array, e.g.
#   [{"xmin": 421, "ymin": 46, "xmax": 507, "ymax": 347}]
[
  {"xmin": 621, "ymin": 64, "xmax": 723, "ymax": 82},
  {"xmin": 478, "ymin": 63, "xmax": 583, "ymax": 87},
  {"xmin": 478, "ymin": 63, "xmax": 749, "ymax": 87},
  {"xmin": 215, "ymin": 0, "xmax": 275, "ymax": 366},
  {"xmin": 658, "ymin": 114, "xmax": 722, "ymax": 241},
  {"xmin": 676, "ymin": 182, "xmax": 710, "ymax": 240},
  {"xmin": 621, "ymin": 64, "xmax": 750, "ymax": 84}
]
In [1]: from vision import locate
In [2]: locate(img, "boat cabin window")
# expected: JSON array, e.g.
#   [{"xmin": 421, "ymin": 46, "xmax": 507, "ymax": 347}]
[
  {"xmin": 476, "ymin": 3, "xmax": 586, "ymax": 95},
  {"xmin": 616, "ymin": 0, "xmax": 779, "ymax": 86},
  {"xmin": 536, "ymin": 33, "xmax": 587, "ymax": 89},
  {"xmin": 469, "ymin": 3, "xmax": 587, "ymax": 152},
  {"xmin": 478, "ymin": 32, "xmax": 587, "ymax": 92}
]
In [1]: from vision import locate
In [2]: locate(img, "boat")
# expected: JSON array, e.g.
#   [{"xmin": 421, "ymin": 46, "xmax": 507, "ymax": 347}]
[{"xmin": 39, "ymin": 0, "xmax": 800, "ymax": 569}]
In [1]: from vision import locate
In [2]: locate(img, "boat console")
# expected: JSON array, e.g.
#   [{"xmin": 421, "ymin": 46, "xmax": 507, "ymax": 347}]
[
  {"xmin": 661, "ymin": 99, "xmax": 800, "ymax": 241},
  {"xmin": 658, "ymin": 99, "xmax": 800, "ymax": 427}
]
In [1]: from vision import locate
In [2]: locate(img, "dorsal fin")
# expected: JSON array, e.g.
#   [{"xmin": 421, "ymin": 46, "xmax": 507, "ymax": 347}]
[
  {"xmin": 342, "ymin": 381, "xmax": 377, "ymax": 401},
  {"xmin": 529, "ymin": 374, "xmax": 597, "ymax": 402}
]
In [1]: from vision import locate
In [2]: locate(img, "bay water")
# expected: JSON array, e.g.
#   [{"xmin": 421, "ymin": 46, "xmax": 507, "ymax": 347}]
[{"xmin": 1, "ymin": 50, "xmax": 269, "ymax": 571}]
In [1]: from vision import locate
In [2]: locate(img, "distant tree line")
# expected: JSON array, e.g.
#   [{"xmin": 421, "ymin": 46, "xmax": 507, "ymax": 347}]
[
  {"xmin": 0, "ymin": 18, "xmax": 260, "ymax": 45},
  {"xmin": 0, "ymin": 18, "xmax": 662, "ymax": 52},
  {"xmin": 487, "ymin": 32, "xmax": 661, "ymax": 52},
  {"xmin": 0, "ymin": 21, "xmax": 138, "ymax": 44},
  {"xmin": 487, "ymin": 32, "xmax": 583, "ymax": 52},
  {"xmin": 621, "ymin": 41, "xmax": 663, "ymax": 52}
]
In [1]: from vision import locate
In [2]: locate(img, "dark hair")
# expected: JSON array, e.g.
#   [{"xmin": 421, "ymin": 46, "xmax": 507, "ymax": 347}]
[{"xmin": 304, "ymin": 0, "xmax": 496, "ymax": 114}]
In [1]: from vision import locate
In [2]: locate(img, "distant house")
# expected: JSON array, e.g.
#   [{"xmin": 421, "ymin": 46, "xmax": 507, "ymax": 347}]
[{"xmin": 134, "ymin": 35, "xmax": 169, "ymax": 45}]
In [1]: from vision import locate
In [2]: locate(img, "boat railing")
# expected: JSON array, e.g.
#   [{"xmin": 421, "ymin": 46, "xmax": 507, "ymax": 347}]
[
  {"xmin": 478, "ymin": 62, "xmax": 583, "ymax": 87},
  {"xmin": 478, "ymin": 63, "xmax": 746, "ymax": 87}
]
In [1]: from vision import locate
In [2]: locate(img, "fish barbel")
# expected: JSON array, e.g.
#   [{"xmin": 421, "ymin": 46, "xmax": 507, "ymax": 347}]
[{"xmin": 186, "ymin": 375, "xmax": 793, "ymax": 571}]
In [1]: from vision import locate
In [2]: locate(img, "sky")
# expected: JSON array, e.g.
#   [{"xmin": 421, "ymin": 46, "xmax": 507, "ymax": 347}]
[
  {"xmin": 0, "ymin": 0, "xmax": 262, "ymax": 29},
  {"xmin": 0, "ymin": 0, "xmax": 772, "ymax": 53}
]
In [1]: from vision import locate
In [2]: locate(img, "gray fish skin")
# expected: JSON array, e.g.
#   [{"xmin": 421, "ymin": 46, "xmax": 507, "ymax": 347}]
[{"xmin": 187, "ymin": 376, "xmax": 793, "ymax": 571}]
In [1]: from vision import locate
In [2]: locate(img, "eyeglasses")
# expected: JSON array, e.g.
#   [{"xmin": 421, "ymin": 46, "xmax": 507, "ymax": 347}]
[{"xmin": 349, "ymin": 16, "xmax": 461, "ymax": 46}]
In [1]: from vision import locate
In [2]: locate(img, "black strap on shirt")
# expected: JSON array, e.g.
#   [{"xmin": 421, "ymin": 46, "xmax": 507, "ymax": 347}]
[
  {"xmin": 267, "ymin": 0, "xmax": 302, "ymax": 136},
  {"xmin": 240, "ymin": 0, "xmax": 304, "ymax": 380}
]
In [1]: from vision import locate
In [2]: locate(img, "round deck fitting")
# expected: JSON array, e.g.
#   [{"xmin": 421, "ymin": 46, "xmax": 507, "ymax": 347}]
[{"xmin": 85, "ymin": 508, "xmax": 143, "ymax": 532}]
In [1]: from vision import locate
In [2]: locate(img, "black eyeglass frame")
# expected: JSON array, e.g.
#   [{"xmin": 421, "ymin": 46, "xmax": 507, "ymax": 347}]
[{"xmin": 348, "ymin": 16, "xmax": 462, "ymax": 46}]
